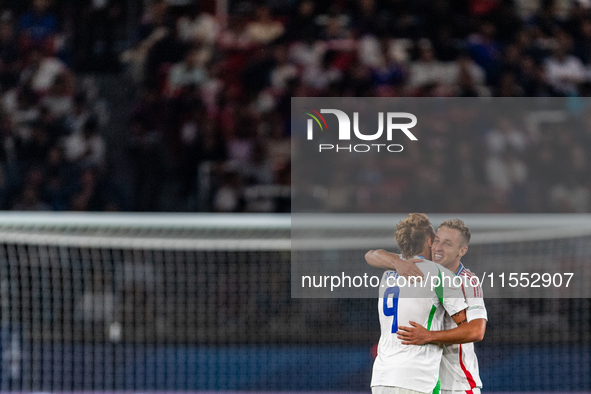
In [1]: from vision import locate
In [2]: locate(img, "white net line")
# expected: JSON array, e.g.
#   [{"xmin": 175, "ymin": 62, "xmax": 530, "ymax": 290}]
[
  {"xmin": 0, "ymin": 231, "xmax": 292, "ymax": 251},
  {"xmin": 0, "ymin": 213, "xmax": 589, "ymax": 250}
]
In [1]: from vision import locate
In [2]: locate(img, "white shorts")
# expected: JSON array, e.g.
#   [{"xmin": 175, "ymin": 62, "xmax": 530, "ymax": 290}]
[
  {"xmin": 440, "ymin": 389, "xmax": 481, "ymax": 394},
  {"xmin": 372, "ymin": 386, "xmax": 429, "ymax": 394}
]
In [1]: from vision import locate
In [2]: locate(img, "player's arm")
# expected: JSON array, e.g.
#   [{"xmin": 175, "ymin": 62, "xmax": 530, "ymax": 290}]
[
  {"xmin": 398, "ymin": 267, "xmax": 472, "ymax": 345},
  {"xmin": 429, "ymin": 275, "xmax": 488, "ymax": 344},
  {"xmin": 431, "ymin": 316, "xmax": 486, "ymax": 344},
  {"xmin": 365, "ymin": 249, "xmax": 423, "ymax": 278},
  {"xmin": 397, "ymin": 313, "xmax": 486, "ymax": 345},
  {"xmin": 398, "ymin": 276, "xmax": 488, "ymax": 345}
]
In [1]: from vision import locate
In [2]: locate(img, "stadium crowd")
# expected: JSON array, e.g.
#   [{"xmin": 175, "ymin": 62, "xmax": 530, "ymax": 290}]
[
  {"xmin": 0, "ymin": 0, "xmax": 119, "ymax": 211},
  {"xmin": 122, "ymin": 0, "xmax": 591, "ymax": 213},
  {"xmin": 1, "ymin": 0, "xmax": 591, "ymax": 212}
]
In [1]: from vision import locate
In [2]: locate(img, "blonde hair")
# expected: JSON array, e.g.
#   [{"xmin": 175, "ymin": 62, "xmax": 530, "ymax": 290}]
[
  {"xmin": 439, "ymin": 219, "xmax": 471, "ymax": 246},
  {"xmin": 395, "ymin": 213, "xmax": 435, "ymax": 259}
]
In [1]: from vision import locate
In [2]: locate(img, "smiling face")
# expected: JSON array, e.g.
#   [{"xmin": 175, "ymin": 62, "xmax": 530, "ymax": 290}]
[{"xmin": 431, "ymin": 226, "xmax": 468, "ymax": 271}]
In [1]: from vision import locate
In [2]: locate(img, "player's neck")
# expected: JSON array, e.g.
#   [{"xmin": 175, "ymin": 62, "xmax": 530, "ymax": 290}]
[
  {"xmin": 419, "ymin": 245, "xmax": 431, "ymax": 260},
  {"xmin": 447, "ymin": 259, "xmax": 461, "ymax": 274}
]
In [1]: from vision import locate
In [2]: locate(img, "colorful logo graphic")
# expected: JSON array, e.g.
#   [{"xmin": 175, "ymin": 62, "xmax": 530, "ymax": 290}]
[
  {"xmin": 303, "ymin": 108, "xmax": 418, "ymax": 153},
  {"xmin": 303, "ymin": 108, "xmax": 328, "ymax": 132}
]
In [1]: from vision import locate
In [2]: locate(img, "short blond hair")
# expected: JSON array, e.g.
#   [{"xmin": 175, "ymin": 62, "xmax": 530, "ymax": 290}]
[
  {"xmin": 439, "ymin": 219, "xmax": 471, "ymax": 246},
  {"xmin": 395, "ymin": 213, "xmax": 435, "ymax": 258}
]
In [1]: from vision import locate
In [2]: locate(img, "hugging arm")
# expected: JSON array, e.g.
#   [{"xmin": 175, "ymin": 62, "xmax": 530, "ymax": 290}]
[
  {"xmin": 365, "ymin": 249, "xmax": 423, "ymax": 278},
  {"xmin": 397, "ymin": 308, "xmax": 486, "ymax": 345}
]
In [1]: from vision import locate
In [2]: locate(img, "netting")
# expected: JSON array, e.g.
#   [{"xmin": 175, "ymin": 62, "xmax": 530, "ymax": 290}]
[{"xmin": 0, "ymin": 213, "xmax": 590, "ymax": 392}]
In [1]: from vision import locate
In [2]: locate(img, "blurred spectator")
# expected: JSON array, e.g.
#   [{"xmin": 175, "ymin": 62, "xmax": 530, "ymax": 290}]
[
  {"xmin": 544, "ymin": 38, "xmax": 586, "ymax": 95},
  {"xmin": 120, "ymin": 0, "xmax": 172, "ymax": 84},
  {"xmin": 467, "ymin": 22, "xmax": 502, "ymax": 84},
  {"xmin": 455, "ymin": 53, "xmax": 486, "ymax": 96},
  {"xmin": 177, "ymin": 12, "xmax": 220, "ymax": 45},
  {"xmin": 284, "ymin": 0, "xmax": 319, "ymax": 42},
  {"xmin": 270, "ymin": 45, "xmax": 297, "ymax": 90},
  {"xmin": 213, "ymin": 170, "xmax": 242, "ymax": 212},
  {"xmin": 43, "ymin": 146, "xmax": 72, "ymax": 210},
  {"xmin": 70, "ymin": 166, "xmax": 104, "ymax": 211},
  {"xmin": 302, "ymin": 50, "xmax": 343, "ymax": 90},
  {"xmin": 217, "ymin": 14, "xmax": 253, "ymax": 50},
  {"xmin": 409, "ymin": 40, "xmax": 455, "ymax": 88},
  {"xmin": 486, "ymin": 149, "xmax": 528, "ymax": 194},
  {"xmin": 323, "ymin": 15, "xmax": 351, "ymax": 40},
  {"xmin": 486, "ymin": 118, "xmax": 528, "ymax": 155},
  {"xmin": 167, "ymin": 47, "xmax": 208, "ymax": 95},
  {"xmin": 289, "ymin": 33, "xmax": 325, "ymax": 68},
  {"xmin": 18, "ymin": 0, "xmax": 57, "ymax": 46},
  {"xmin": 351, "ymin": 0, "xmax": 378, "ymax": 36},
  {"xmin": 74, "ymin": 0, "xmax": 125, "ymax": 72},
  {"xmin": 366, "ymin": 38, "xmax": 407, "ymax": 89},
  {"xmin": 0, "ymin": 20, "xmax": 19, "ymax": 91},
  {"xmin": 63, "ymin": 117, "xmax": 105, "ymax": 167},
  {"xmin": 3, "ymin": 85, "xmax": 38, "ymax": 133},
  {"xmin": 245, "ymin": 4, "xmax": 284, "ymax": 45},
  {"xmin": 64, "ymin": 93, "xmax": 91, "ymax": 135},
  {"xmin": 21, "ymin": 47, "xmax": 67, "ymax": 93},
  {"xmin": 550, "ymin": 174, "xmax": 591, "ymax": 212},
  {"xmin": 574, "ymin": 19, "xmax": 591, "ymax": 64},
  {"xmin": 40, "ymin": 72, "xmax": 74, "ymax": 117},
  {"xmin": 11, "ymin": 183, "xmax": 49, "ymax": 210},
  {"xmin": 76, "ymin": 273, "xmax": 116, "ymax": 326},
  {"xmin": 528, "ymin": 0, "xmax": 562, "ymax": 37},
  {"xmin": 496, "ymin": 72, "xmax": 524, "ymax": 96},
  {"xmin": 242, "ymin": 140, "xmax": 273, "ymax": 185},
  {"xmin": 19, "ymin": 120, "xmax": 51, "ymax": 164}
]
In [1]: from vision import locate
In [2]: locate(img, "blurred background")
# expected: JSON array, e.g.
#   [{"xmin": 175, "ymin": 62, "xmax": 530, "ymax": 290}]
[
  {"xmin": 0, "ymin": 0, "xmax": 590, "ymax": 393},
  {"xmin": 1, "ymin": 0, "xmax": 591, "ymax": 212}
]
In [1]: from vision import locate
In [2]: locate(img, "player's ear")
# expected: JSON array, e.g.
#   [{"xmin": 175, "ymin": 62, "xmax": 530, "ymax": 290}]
[
  {"xmin": 428, "ymin": 237, "xmax": 433, "ymax": 247},
  {"xmin": 459, "ymin": 245, "xmax": 468, "ymax": 257}
]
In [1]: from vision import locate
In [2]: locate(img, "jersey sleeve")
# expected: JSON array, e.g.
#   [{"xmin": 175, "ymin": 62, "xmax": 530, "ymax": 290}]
[
  {"xmin": 462, "ymin": 272, "xmax": 488, "ymax": 322},
  {"xmin": 439, "ymin": 267, "xmax": 468, "ymax": 316}
]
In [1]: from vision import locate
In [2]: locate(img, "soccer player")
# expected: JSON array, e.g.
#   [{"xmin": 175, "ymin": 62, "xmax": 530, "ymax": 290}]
[
  {"xmin": 371, "ymin": 213, "xmax": 468, "ymax": 394},
  {"xmin": 367, "ymin": 219, "xmax": 487, "ymax": 394}
]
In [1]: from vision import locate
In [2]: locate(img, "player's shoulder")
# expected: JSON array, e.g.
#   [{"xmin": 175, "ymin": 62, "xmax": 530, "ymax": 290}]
[
  {"xmin": 415, "ymin": 260, "xmax": 454, "ymax": 277},
  {"xmin": 459, "ymin": 265, "xmax": 485, "ymax": 298},
  {"xmin": 459, "ymin": 266, "xmax": 474, "ymax": 275},
  {"xmin": 459, "ymin": 266, "xmax": 480, "ymax": 283},
  {"xmin": 415, "ymin": 259, "xmax": 436, "ymax": 270},
  {"xmin": 380, "ymin": 269, "xmax": 398, "ymax": 281}
]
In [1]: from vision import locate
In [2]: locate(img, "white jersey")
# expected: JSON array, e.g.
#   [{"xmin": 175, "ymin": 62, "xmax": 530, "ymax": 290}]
[
  {"xmin": 439, "ymin": 263, "xmax": 488, "ymax": 392},
  {"xmin": 371, "ymin": 257, "xmax": 468, "ymax": 393}
]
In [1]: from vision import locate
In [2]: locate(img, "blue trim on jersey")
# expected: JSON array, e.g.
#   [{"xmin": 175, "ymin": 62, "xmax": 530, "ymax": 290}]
[
  {"xmin": 418, "ymin": 255, "xmax": 426, "ymax": 259},
  {"xmin": 455, "ymin": 263, "xmax": 465, "ymax": 276}
]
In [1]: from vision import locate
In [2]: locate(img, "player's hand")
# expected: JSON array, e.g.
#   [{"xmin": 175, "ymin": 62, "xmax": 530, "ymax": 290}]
[
  {"xmin": 391, "ymin": 256, "xmax": 424, "ymax": 282},
  {"xmin": 397, "ymin": 321, "xmax": 432, "ymax": 345}
]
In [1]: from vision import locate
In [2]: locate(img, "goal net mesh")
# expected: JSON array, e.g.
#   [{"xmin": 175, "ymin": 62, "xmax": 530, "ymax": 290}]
[{"xmin": 0, "ymin": 213, "xmax": 589, "ymax": 392}]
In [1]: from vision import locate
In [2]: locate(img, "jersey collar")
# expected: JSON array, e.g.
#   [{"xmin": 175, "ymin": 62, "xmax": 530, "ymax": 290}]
[{"xmin": 455, "ymin": 262, "xmax": 465, "ymax": 276}]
